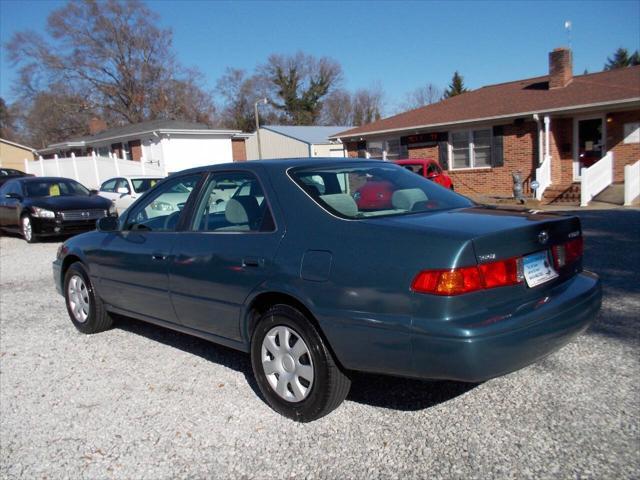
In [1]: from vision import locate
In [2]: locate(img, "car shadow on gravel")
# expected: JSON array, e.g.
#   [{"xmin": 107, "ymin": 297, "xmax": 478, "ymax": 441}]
[
  {"xmin": 561, "ymin": 209, "xmax": 640, "ymax": 344},
  {"xmin": 112, "ymin": 314, "xmax": 479, "ymax": 412}
]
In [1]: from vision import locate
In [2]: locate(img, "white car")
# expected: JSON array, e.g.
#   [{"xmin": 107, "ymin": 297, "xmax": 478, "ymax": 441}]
[{"xmin": 98, "ymin": 176, "xmax": 163, "ymax": 214}]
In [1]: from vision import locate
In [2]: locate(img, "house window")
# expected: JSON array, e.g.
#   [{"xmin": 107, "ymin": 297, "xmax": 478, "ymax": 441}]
[
  {"xmin": 450, "ymin": 129, "xmax": 492, "ymax": 169},
  {"xmin": 366, "ymin": 139, "xmax": 404, "ymax": 160}
]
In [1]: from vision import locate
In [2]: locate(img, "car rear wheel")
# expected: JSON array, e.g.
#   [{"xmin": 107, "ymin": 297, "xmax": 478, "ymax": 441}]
[
  {"xmin": 64, "ymin": 262, "xmax": 113, "ymax": 334},
  {"xmin": 251, "ymin": 304, "xmax": 351, "ymax": 422},
  {"xmin": 21, "ymin": 215, "xmax": 37, "ymax": 243}
]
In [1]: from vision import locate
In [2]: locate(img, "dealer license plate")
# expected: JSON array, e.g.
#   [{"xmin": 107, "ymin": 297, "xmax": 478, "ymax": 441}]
[{"xmin": 523, "ymin": 251, "xmax": 558, "ymax": 288}]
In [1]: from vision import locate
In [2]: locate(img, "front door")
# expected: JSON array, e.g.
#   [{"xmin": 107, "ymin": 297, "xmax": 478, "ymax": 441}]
[
  {"xmin": 169, "ymin": 171, "xmax": 283, "ymax": 341},
  {"xmin": 574, "ymin": 117, "xmax": 605, "ymax": 180},
  {"xmin": 93, "ymin": 172, "xmax": 203, "ymax": 323}
]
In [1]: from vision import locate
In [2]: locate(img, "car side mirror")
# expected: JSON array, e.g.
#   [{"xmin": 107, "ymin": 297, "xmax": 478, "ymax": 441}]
[
  {"xmin": 89, "ymin": 189, "xmax": 99, "ymax": 195},
  {"xmin": 116, "ymin": 187, "xmax": 129, "ymax": 194},
  {"xmin": 96, "ymin": 216, "xmax": 119, "ymax": 232},
  {"xmin": 5, "ymin": 192, "xmax": 22, "ymax": 200}
]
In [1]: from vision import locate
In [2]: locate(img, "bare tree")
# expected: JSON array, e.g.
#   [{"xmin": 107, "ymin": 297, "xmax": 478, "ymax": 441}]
[
  {"xmin": 352, "ymin": 87, "xmax": 384, "ymax": 126},
  {"xmin": 0, "ymin": 98, "xmax": 17, "ymax": 140},
  {"xmin": 261, "ymin": 52, "xmax": 342, "ymax": 125},
  {"xmin": 215, "ymin": 68, "xmax": 276, "ymax": 131},
  {"xmin": 400, "ymin": 83, "xmax": 443, "ymax": 111},
  {"xmin": 19, "ymin": 87, "xmax": 95, "ymax": 148},
  {"xmin": 6, "ymin": 0, "xmax": 215, "ymax": 141},
  {"xmin": 320, "ymin": 89, "xmax": 353, "ymax": 125}
]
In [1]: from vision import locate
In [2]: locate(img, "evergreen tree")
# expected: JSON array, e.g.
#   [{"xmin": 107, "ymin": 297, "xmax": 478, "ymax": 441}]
[
  {"xmin": 604, "ymin": 47, "xmax": 640, "ymax": 70},
  {"xmin": 444, "ymin": 71, "xmax": 468, "ymax": 98}
]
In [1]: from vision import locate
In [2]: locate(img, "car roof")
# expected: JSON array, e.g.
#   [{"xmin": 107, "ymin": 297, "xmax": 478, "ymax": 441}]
[
  {"xmin": 173, "ymin": 158, "xmax": 394, "ymax": 176},
  {"xmin": 16, "ymin": 176, "xmax": 83, "ymax": 183}
]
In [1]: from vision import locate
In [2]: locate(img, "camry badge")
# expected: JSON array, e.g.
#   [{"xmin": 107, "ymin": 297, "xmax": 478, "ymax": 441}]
[{"xmin": 538, "ymin": 230, "xmax": 549, "ymax": 245}]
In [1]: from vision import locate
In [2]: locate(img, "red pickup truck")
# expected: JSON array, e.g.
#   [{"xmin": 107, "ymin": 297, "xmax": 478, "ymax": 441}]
[
  {"xmin": 354, "ymin": 159, "xmax": 454, "ymax": 211},
  {"xmin": 395, "ymin": 159, "xmax": 454, "ymax": 190}
]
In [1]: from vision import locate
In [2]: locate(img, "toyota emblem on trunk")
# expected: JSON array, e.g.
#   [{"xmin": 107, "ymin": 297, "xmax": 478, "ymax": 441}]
[{"xmin": 538, "ymin": 230, "xmax": 549, "ymax": 245}]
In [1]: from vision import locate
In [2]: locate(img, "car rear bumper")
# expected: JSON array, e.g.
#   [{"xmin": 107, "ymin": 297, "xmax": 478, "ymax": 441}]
[{"xmin": 411, "ymin": 271, "xmax": 602, "ymax": 382}]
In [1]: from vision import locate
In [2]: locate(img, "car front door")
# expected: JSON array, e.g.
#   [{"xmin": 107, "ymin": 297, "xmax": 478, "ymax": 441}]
[
  {"xmin": 0, "ymin": 181, "xmax": 23, "ymax": 229},
  {"xmin": 169, "ymin": 170, "xmax": 284, "ymax": 341},
  {"xmin": 93, "ymin": 173, "xmax": 204, "ymax": 324}
]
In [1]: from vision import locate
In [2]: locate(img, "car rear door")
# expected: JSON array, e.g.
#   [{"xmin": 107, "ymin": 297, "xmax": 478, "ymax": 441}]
[
  {"xmin": 94, "ymin": 173, "xmax": 204, "ymax": 324},
  {"xmin": 168, "ymin": 170, "xmax": 284, "ymax": 341}
]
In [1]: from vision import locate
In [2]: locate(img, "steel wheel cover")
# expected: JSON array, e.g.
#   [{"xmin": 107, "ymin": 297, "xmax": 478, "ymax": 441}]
[
  {"xmin": 261, "ymin": 325, "xmax": 314, "ymax": 402},
  {"xmin": 67, "ymin": 274, "xmax": 90, "ymax": 323},
  {"xmin": 22, "ymin": 217, "xmax": 32, "ymax": 241}
]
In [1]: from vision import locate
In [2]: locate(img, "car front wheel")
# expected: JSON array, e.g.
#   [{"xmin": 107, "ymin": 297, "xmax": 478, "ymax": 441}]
[
  {"xmin": 21, "ymin": 215, "xmax": 37, "ymax": 243},
  {"xmin": 64, "ymin": 262, "xmax": 113, "ymax": 334},
  {"xmin": 251, "ymin": 304, "xmax": 351, "ymax": 422}
]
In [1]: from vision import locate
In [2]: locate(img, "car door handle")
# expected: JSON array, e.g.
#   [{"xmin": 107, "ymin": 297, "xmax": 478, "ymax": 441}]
[
  {"xmin": 242, "ymin": 257, "xmax": 264, "ymax": 268},
  {"xmin": 152, "ymin": 254, "xmax": 167, "ymax": 261}
]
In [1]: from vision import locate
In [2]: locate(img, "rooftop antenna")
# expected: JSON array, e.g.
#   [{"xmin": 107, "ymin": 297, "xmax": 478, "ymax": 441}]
[{"xmin": 564, "ymin": 20, "xmax": 572, "ymax": 50}]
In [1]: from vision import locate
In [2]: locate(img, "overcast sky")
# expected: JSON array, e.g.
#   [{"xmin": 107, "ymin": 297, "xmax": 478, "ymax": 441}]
[{"xmin": 1, "ymin": 0, "xmax": 639, "ymax": 114}]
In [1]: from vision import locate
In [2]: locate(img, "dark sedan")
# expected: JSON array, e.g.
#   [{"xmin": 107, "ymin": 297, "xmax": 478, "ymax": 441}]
[
  {"xmin": 0, "ymin": 167, "xmax": 31, "ymax": 187},
  {"xmin": 0, "ymin": 177, "xmax": 116, "ymax": 242},
  {"xmin": 52, "ymin": 159, "xmax": 601, "ymax": 422}
]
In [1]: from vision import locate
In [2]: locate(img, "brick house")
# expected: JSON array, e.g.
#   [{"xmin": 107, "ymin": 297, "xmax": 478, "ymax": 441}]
[{"xmin": 332, "ymin": 48, "xmax": 640, "ymax": 202}]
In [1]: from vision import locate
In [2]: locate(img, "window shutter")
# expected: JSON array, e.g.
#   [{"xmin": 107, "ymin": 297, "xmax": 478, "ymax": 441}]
[
  {"xmin": 491, "ymin": 126, "xmax": 504, "ymax": 167},
  {"xmin": 438, "ymin": 140, "xmax": 449, "ymax": 170}
]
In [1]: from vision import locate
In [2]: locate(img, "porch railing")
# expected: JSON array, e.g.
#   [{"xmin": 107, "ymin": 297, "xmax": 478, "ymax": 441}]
[
  {"xmin": 580, "ymin": 152, "xmax": 613, "ymax": 207},
  {"xmin": 535, "ymin": 154, "xmax": 552, "ymax": 200},
  {"xmin": 624, "ymin": 159, "xmax": 640, "ymax": 206}
]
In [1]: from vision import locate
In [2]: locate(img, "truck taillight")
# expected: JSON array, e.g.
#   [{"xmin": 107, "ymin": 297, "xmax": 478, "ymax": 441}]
[
  {"xmin": 412, "ymin": 257, "xmax": 522, "ymax": 296},
  {"xmin": 552, "ymin": 237, "xmax": 583, "ymax": 269}
]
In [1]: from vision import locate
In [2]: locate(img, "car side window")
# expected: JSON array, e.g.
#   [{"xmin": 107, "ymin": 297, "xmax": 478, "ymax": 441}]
[
  {"xmin": 116, "ymin": 178, "xmax": 130, "ymax": 193},
  {"xmin": 124, "ymin": 174, "xmax": 202, "ymax": 232},
  {"xmin": 192, "ymin": 172, "xmax": 275, "ymax": 233},
  {"xmin": 4, "ymin": 181, "xmax": 22, "ymax": 196},
  {"xmin": 101, "ymin": 179, "xmax": 117, "ymax": 192}
]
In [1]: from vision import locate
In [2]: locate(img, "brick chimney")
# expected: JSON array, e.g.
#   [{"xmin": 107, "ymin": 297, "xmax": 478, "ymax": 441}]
[
  {"xmin": 88, "ymin": 117, "xmax": 107, "ymax": 135},
  {"xmin": 549, "ymin": 47, "xmax": 573, "ymax": 89}
]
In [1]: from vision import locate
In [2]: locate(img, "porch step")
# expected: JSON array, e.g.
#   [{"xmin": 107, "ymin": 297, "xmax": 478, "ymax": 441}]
[
  {"xmin": 542, "ymin": 183, "xmax": 581, "ymax": 204},
  {"xmin": 592, "ymin": 183, "xmax": 624, "ymax": 205}
]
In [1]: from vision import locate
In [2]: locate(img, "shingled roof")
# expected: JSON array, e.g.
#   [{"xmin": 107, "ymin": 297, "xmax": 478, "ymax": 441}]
[{"xmin": 333, "ymin": 66, "xmax": 640, "ymax": 139}]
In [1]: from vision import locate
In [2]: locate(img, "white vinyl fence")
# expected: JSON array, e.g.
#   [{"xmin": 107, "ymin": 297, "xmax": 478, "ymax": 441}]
[
  {"xmin": 24, "ymin": 152, "xmax": 165, "ymax": 189},
  {"xmin": 535, "ymin": 154, "xmax": 552, "ymax": 200},
  {"xmin": 624, "ymin": 160, "xmax": 640, "ymax": 206},
  {"xmin": 580, "ymin": 152, "xmax": 614, "ymax": 207}
]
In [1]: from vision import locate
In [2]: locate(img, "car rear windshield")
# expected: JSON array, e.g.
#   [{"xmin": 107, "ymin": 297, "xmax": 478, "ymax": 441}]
[
  {"xmin": 289, "ymin": 163, "xmax": 473, "ymax": 219},
  {"xmin": 24, "ymin": 179, "xmax": 90, "ymax": 197},
  {"xmin": 131, "ymin": 178, "xmax": 161, "ymax": 193}
]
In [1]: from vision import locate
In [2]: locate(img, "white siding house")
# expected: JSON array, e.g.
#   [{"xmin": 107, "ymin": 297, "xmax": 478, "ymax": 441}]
[
  {"xmin": 245, "ymin": 126, "xmax": 348, "ymax": 160},
  {"xmin": 37, "ymin": 120, "xmax": 249, "ymax": 175}
]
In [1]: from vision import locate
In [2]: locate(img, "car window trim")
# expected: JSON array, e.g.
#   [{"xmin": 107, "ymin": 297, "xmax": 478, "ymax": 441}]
[
  {"xmin": 121, "ymin": 172, "xmax": 206, "ymax": 232},
  {"xmin": 188, "ymin": 168, "xmax": 279, "ymax": 235}
]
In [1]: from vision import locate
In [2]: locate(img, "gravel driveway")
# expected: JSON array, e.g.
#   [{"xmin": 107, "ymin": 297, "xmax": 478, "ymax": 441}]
[{"xmin": 1, "ymin": 209, "xmax": 638, "ymax": 479}]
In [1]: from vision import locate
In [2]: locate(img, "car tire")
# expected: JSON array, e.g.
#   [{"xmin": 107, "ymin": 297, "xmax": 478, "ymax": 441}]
[
  {"xmin": 251, "ymin": 304, "xmax": 351, "ymax": 422},
  {"xmin": 21, "ymin": 215, "xmax": 38, "ymax": 243},
  {"xmin": 64, "ymin": 262, "xmax": 113, "ymax": 334}
]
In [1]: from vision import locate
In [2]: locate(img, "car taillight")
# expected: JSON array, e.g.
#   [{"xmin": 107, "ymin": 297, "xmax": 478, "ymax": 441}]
[
  {"xmin": 412, "ymin": 257, "xmax": 522, "ymax": 296},
  {"xmin": 552, "ymin": 237, "xmax": 583, "ymax": 269}
]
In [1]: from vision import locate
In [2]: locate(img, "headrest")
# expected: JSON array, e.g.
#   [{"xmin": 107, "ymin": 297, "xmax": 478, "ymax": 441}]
[
  {"xmin": 225, "ymin": 196, "xmax": 260, "ymax": 224},
  {"xmin": 319, "ymin": 193, "xmax": 358, "ymax": 217},
  {"xmin": 391, "ymin": 188, "xmax": 428, "ymax": 211}
]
